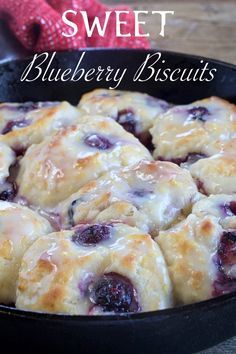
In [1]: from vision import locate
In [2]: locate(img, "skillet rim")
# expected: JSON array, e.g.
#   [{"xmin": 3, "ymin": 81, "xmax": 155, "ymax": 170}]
[
  {"xmin": 0, "ymin": 48, "xmax": 235, "ymax": 322},
  {"xmin": 0, "ymin": 291, "xmax": 236, "ymax": 322}
]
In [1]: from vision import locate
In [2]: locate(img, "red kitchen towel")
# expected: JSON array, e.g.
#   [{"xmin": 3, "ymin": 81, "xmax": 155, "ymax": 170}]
[{"xmin": 0, "ymin": 0, "xmax": 150, "ymax": 52}]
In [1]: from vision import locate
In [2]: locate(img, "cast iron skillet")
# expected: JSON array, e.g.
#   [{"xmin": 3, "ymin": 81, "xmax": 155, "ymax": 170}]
[{"xmin": 0, "ymin": 49, "xmax": 236, "ymax": 354}]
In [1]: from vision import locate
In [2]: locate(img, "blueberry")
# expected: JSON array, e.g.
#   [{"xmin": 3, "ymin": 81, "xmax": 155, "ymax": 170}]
[
  {"xmin": 218, "ymin": 231, "xmax": 236, "ymax": 273},
  {"xmin": 84, "ymin": 134, "xmax": 113, "ymax": 150},
  {"xmin": 116, "ymin": 109, "xmax": 136, "ymax": 135},
  {"xmin": 188, "ymin": 106, "xmax": 210, "ymax": 122},
  {"xmin": 12, "ymin": 146, "xmax": 27, "ymax": 157},
  {"xmin": 132, "ymin": 189, "xmax": 152, "ymax": 198},
  {"xmin": 68, "ymin": 199, "xmax": 79, "ymax": 227},
  {"xmin": 157, "ymin": 153, "xmax": 206, "ymax": 166},
  {"xmin": 213, "ymin": 231, "xmax": 236, "ymax": 296},
  {"xmin": 0, "ymin": 183, "xmax": 17, "ymax": 201},
  {"xmin": 72, "ymin": 224, "xmax": 112, "ymax": 246},
  {"xmin": 89, "ymin": 272, "xmax": 140, "ymax": 313},
  {"xmin": 229, "ymin": 201, "xmax": 236, "ymax": 215},
  {"xmin": 221, "ymin": 201, "xmax": 236, "ymax": 217},
  {"xmin": 2, "ymin": 119, "xmax": 31, "ymax": 135},
  {"xmin": 186, "ymin": 153, "xmax": 207, "ymax": 164}
]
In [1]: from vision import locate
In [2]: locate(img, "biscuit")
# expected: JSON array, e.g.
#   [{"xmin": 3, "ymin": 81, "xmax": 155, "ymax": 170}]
[
  {"xmin": 0, "ymin": 201, "xmax": 52, "ymax": 304},
  {"xmin": 78, "ymin": 89, "xmax": 170, "ymax": 146},
  {"xmin": 16, "ymin": 223, "xmax": 172, "ymax": 314},
  {"xmin": 56, "ymin": 160, "xmax": 199, "ymax": 235},
  {"xmin": 150, "ymin": 97, "xmax": 236, "ymax": 163},
  {"xmin": 17, "ymin": 117, "xmax": 152, "ymax": 208}
]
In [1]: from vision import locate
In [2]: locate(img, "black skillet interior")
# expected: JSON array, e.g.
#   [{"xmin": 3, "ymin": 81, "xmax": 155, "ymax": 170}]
[{"xmin": 0, "ymin": 49, "xmax": 236, "ymax": 354}]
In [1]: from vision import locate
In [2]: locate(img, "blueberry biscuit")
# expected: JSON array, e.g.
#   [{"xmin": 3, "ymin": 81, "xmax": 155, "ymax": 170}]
[
  {"xmin": 193, "ymin": 194, "xmax": 236, "ymax": 230},
  {"xmin": 0, "ymin": 201, "xmax": 52, "ymax": 304},
  {"xmin": 189, "ymin": 150, "xmax": 236, "ymax": 195},
  {"xmin": 0, "ymin": 101, "xmax": 80, "ymax": 152},
  {"xmin": 157, "ymin": 212, "xmax": 236, "ymax": 304},
  {"xmin": 78, "ymin": 89, "xmax": 170, "ymax": 146},
  {"xmin": 16, "ymin": 223, "xmax": 172, "ymax": 314},
  {"xmin": 56, "ymin": 160, "xmax": 199, "ymax": 235},
  {"xmin": 150, "ymin": 97, "xmax": 236, "ymax": 164},
  {"xmin": 17, "ymin": 116, "xmax": 152, "ymax": 208}
]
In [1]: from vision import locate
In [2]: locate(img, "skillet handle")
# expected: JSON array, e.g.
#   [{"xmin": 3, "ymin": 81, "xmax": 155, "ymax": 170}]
[{"xmin": 0, "ymin": 19, "xmax": 30, "ymax": 63}]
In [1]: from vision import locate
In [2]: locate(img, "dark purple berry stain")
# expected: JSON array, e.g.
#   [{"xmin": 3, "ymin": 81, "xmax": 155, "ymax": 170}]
[
  {"xmin": 68, "ymin": 199, "xmax": 80, "ymax": 227},
  {"xmin": 229, "ymin": 202, "xmax": 236, "ymax": 215},
  {"xmin": 157, "ymin": 153, "xmax": 207, "ymax": 166},
  {"xmin": 84, "ymin": 134, "xmax": 114, "ymax": 150},
  {"xmin": 185, "ymin": 153, "xmax": 207, "ymax": 164},
  {"xmin": 196, "ymin": 179, "xmax": 208, "ymax": 195},
  {"xmin": 72, "ymin": 224, "xmax": 112, "ymax": 246},
  {"xmin": 0, "ymin": 182, "xmax": 17, "ymax": 202},
  {"xmin": 213, "ymin": 231, "xmax": 236, "ymax": 296},
  {"xmin": 2, "ymin": 119, "xmax": 31, "ymax": 135},
  {"xmin": 221, "ymin": 201, "xmax": 236, "ymax": 217},
  {"xmin": 187, "ymin": 106, "xmax": 210, "ymax": 122},
  {"xmin": 132, "ymin": 188, "xmax": 153, "ymax": 198},
  {"xmin": 157, "ymin": 156, "xmax": 184, "ymax": 166},
  {"xmin": 116, "ymin": 109, "xmax": 137, "ymax": 135},
  {"xmin": 89, "ymin": 272, "xmax": 140, "ymax": 313},
  {"xmin": 218, "ymin": 232, "xmax": 236, "ymax": 269},
  {"xmin": 12, "ymin": 146, "xmax": 27, "ymax": 158}
]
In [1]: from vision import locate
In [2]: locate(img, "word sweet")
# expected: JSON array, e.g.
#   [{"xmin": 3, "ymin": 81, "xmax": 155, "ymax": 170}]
[{"xmin": 62, "ymin": 10, "xmax": 174, "ymax": 38}]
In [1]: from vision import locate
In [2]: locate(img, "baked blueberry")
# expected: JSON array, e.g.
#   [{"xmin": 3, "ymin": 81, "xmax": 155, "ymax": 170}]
[
  {"xmin": 213, "ymin": 231, "xmax": 236, "ymax": 296},
  {"xmin": 218, "ymin": 231, "xmax": 236, "ymax": 273},
  {"xmin": 72, "ymin": 224, "xmax": 112, "ymax": 246},
  {"xmin": 116, "ymin": 109, "xmax": 136, "ymax": 135},
  {"xmin": 0, "ymin": 182, "xmax": 17, "ymax": 202},
  {"xmin": 84, "ymin": 134, "xmax": 114, "ymax": 150},
  {"xmin": 68, "ymin": 199, "xmax": 79, "ymax": 227},
  {"xmin": 187, "ymin": 106, "xmax": 210, "ymax": 122},
  {"xmin": 2, "ymin": 119, "xmax": 31, "ymax": 135},
  {"xmin": 229, "ymin": 202, "xmax": 236, "ymax": 215},
  {"xmin": 89, "ymin": 272, "xmax": 140, "ymax": 313}
]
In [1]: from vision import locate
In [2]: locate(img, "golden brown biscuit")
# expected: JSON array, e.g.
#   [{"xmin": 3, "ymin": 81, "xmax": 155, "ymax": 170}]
[
  {"xmin": 150, "ymin": 97, "xmax": 236, "ymax": 163},
  {"xmin": 193, "ymin": 194, "xmax": 236, "ymax": 230},
  {"xmin": 0, "ymin": 201, "xmax": 52, "ymax": 304},
  {"xmin": 189, "ymin": 151, "xmax": 236, "ymax": 195},
  {"xmin": 0, "ymin": 101, "xmax": 80, "ymax": 152},
  {"xmin": 56, "ymin": 160, "xmax": 199, "ymax": 235},
  {"xmin": 78, "ymin": 89, "xmax": 170, "ymax": 146},
  {"xmin": 17, "ymin": 116, "xmax": 152, "ymax": 208},
  {"xmin": 16, "ymin": 223, "xmax": 172, "ymax": 314},
  {"xmin": 157, "ymin": 213, "xmax": 236, "ymax": 304}
]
